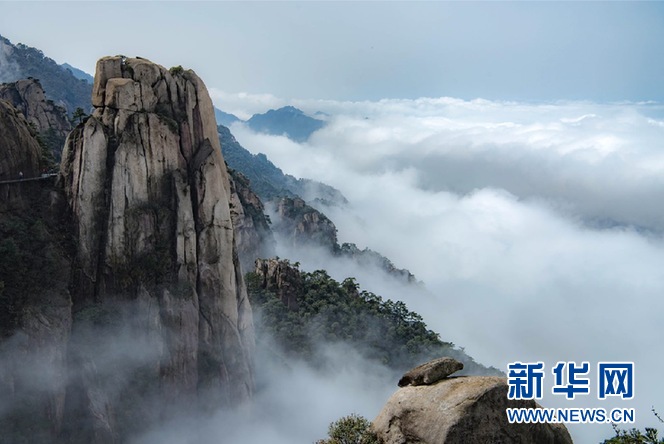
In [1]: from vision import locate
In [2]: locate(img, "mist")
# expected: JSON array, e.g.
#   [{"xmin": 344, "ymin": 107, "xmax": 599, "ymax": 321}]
[
  {"xmin": 0, "ymin": 295, "xmax": 400, "ymax": 444},
  {"xmin": 224, "ymin": 96, "xmax": 664, "ymax": 443},
  {"xmin": 0, "ymin": 38, "xmax": 21, "ymax": 83},
  {"xmin": 134, "ymin": 338, "xmax": 396, "ymax": 444},
  {"xmin": 3, "ymin": 91, "xmax": 662, "ymax": 443}
]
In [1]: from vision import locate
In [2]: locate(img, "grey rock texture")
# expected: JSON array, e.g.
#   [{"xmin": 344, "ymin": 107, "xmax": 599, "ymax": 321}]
[
  {"xmin": 0, "ymin": 99, "xmax": 44, "ymax": 207},
  {"xmin": 228, "ymin": 169, "xmax": 275, "ymax": 272},
  {"xmin": 58, "ymin": 56, "xmax": 254, "ymax": 442},
  {"xmin": 398, "ymin": 357, "xmax": 464, "ymax": 387},
  {"xmin": 273, "ymin": 196, "xmax": 338, "ymax": 250},
  {"xmin": 373, "ymin": 375, "xmax": 573, "ymax": 444},
  {"xmin": 0, "ymin": 98, "xmax": 73, "ymax": 442},
  {"xmin": 0, "ymin": 99, "xmax": 41, "ymax": 181},
  {"xmin": 0, "ymin": 78, "xmax": 71, "ymax": 140},
  {"xmin": 253, "ymin": 258, "xmax": 303, "ymax": 310}
]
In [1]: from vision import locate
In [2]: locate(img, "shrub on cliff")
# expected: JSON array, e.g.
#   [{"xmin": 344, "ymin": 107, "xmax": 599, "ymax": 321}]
[{"xmin": 316, "ymin": 413, "xmax": 378, "ymax": 444}]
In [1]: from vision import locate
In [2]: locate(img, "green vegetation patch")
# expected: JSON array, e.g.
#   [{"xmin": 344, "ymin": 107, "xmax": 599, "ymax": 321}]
[
  {"xmin": 0, "ymin": 213, "xmax": 66, "ymax": 337},
  {"xmin": 316, "ymin": 413, "xmax": 379, "ymax": 444},
  {"xmin": 247, "ymin": 267, "xmax": 453, "ymax": 371}
]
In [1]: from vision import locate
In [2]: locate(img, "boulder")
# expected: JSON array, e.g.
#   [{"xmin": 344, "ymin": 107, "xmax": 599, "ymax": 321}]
[
  {"xmin": 373, "ymin": 375, "xmax": 573, "ymax": 444},
  {"xmin": 398, "ymin": 357, "xmax": 464, "ymax": 387}
]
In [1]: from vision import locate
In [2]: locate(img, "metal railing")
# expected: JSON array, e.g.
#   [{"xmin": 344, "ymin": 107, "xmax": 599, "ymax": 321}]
[{"xmin": 0, "ymin": 173, "xmax": 58, "ymax": 185}]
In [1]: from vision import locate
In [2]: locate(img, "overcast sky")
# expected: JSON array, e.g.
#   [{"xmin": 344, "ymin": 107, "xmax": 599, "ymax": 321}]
[
  {"xmin": 1, "ymin": 1, "xmax": 664, "ymax": 103},
  {"xmin": 2, "ymin": 3, "xmax": 664, "ymax": 443}
]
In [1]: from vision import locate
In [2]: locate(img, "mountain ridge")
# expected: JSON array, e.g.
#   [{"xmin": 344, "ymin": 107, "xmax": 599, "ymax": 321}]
[
  {"xmin": 0, "ymin": 38, "xmax": 529, "ymax": 444},
  {"xmin": 0, "ymin": 34, "xmax": 92, "ymax": 113},
  {"xmin": 246, "ymin": 105, "xmax": 325, "ymax": 142}
]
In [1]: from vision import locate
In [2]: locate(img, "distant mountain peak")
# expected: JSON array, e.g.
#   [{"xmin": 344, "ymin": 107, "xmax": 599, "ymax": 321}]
[
  {"xmin": 60, "ymin": 62, "xmax": 94, "ymax": 84},
  {"xmin": 247, "ymin": 105, "xmax": 325, "ymax": 142},
  {"xmin": 214, "ymin": 107, "xmax": 242, "ymax": 126},
  {"xmin": 277, "ymin": 105, "xmax": 302, "ymax": 114}
]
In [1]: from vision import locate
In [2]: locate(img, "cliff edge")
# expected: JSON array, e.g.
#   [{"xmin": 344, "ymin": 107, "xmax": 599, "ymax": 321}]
[{"xmin": 57, "ymin": 56, "xmax": 254, "ymax": 442}]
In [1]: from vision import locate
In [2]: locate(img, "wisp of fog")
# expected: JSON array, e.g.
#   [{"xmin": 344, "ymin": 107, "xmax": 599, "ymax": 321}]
[{"xmin": 225, "ymin": 95, "xmax": 664, "ymax": 443}]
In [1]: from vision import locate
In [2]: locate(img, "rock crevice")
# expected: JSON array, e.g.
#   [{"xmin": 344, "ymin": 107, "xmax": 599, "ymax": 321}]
[{"xmin": 58, "ymin": 56, "xmax": 254, "ymax": 442}]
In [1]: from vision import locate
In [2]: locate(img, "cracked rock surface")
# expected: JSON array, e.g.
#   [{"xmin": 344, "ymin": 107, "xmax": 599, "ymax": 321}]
[
  {"xmin": 374, "ymin": 368, "xmax": 573, "ymax": 443},
  {"xmin": 58, "ymin": 56, "xmax": 254, "ymax": 442}
]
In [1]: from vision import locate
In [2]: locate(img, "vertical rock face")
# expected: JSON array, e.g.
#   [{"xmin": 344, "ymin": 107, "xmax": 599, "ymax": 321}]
[
  {"xmin": 0, "ymin": 99, "xmax": 73, "ymax": 443},
  {"xmin": 59, "ymin": 56, "xmax": 254, "ymax": 442},
  {"xmin": 0, "ymin": 99, "xmax": 41, "ymax": 182},
  {"xmin": 0, "ymin": 79, "xmax": 71, "ymax": 139},
  {"xmin": 0, "ymin": 99, "xmax": 43, "ymax": 207},
  {"xmin": 273, "ymin": 196, "xmax": 338, "ymax": 250},
  {"xmin": 254, "ymin": 258, "xmax": 302, "ymax": 310},
  {"xmin": 228, "ymin": 169, "xmax": 275, "ymax": 272},
  {"xmin": 0, "ymin": 78, "xmax": 72, "ymax": 161}
]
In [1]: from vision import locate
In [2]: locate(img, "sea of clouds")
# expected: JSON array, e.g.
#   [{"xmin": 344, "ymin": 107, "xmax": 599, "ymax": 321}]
[
  {"xmin": 212, "ymin": 91, "xmax": 664, "ymax": 443},
  {"xmin": 4, "ymin": 91, "xmax": 659, "ymax": 444}
]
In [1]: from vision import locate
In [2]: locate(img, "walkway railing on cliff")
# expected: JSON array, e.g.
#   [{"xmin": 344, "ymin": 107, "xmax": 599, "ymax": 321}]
[{"xmin": 0, "ymin": 173, "xmax": 58, "ymax": 185}]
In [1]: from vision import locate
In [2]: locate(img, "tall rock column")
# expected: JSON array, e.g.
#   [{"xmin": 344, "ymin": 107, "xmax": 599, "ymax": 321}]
[{"xmin": 59, "ymin": 56, "xmax": 254, "ymax": 442}]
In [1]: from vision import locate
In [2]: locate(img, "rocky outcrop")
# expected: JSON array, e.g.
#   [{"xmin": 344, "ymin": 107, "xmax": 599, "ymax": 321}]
[
  {"xmin": 373, "ymin": 359, "xmax": 573, "ymax": 444},
  {"xmin": 398, "ymin": 357, "xmax": 464, "ymax": 387},
  {"xmin": 273, "ymin": 196, "xmax": 338, "ymax": 250},
  {"xmin": 228, "ymin": 169, "xmax": 275, "ymax": 272},
  {"xmin": 269, "ymin": 198, "xmax": 417, "ymax": 283},
  {"xmin": 253, "ymin": 258, "xmax": 303, "ymax": 310},
  {"xmin": 57, "ymin": 56, "xmax": 254, "ymax": 442},
  {"xmin": 0, "ymin": 34, "xmax": 92, "ymax": 113},
  {"xmin": 0, "ymin": 78, "xmax": 71, "ymax": 140},
  {"xmin": 0, "ymin": 99, "xmax": 44, "ymax": 207},
  {"xmin": 0, "ymin": 99, "xmax": 41, "ymax": 181},
  {"xmin": 0, "ymin": 98, "xmax": 73, "ymax": 442},
  {"xmin": 339, "ymin": 242, "xmax": 417, "ymax": 284}
]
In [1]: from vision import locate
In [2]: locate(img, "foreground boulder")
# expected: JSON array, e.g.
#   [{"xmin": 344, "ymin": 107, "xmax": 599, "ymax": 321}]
[
  {"xmin": 374, "ymin": 360, "xmax": 572, "ymax": 444},
  {"xmin": 398, "ymin": 356, "xmax": 464, "ymax": 387}
]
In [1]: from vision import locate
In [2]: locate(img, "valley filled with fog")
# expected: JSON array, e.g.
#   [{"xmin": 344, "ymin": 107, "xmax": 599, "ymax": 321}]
[
  {"xmin": 2, "ymin": 2, "xmax": 663, "ymax": 441},
  {"xmin": 220, "ymin": 95, "xmax": 664, "ymax": 443}
]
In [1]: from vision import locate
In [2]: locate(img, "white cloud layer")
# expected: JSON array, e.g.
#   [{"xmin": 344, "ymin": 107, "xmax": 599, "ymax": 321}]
[
  {"xmin": 209, "ymin": 89, "xmax": 287, "ymax": 121},
  {"xmin": 228, "ymin": 96, "xmax": 664, "ymax": 443},
  {"xmin": 133, "ymin": 341, "xmax": 396, "ymax": 444}
]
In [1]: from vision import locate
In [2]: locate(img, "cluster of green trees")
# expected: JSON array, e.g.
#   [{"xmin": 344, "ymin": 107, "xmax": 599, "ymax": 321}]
[
  {"xmin": 604, "ymin": 429, "xmax": 663, "ymax": 444},
  {"xmin": 603, "ymin": 409, "xmax": 664, "ymax": 444},
  {"xmin": 316, "ymin": 414, "xmax": 378, "ymax": 444},
  {"xmin": 0, "ymin": 212, "xmax": 66, "ymax": 338},
  {"xmin": 246, "ymin": 265, "xmax": 493, "ymax": 374}
]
